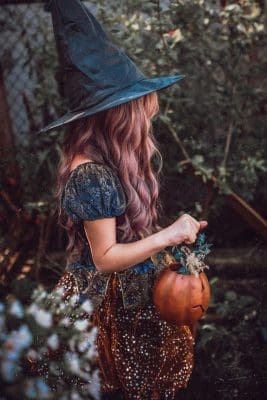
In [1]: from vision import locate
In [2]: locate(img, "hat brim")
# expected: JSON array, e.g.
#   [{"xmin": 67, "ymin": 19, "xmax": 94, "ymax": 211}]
[{"xmin": 36, "ymin": 75, "xmax": 184, "ymax": 134}]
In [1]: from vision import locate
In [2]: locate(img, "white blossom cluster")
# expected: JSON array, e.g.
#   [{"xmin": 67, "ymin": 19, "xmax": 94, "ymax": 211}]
[{"xmin": 0, "ymin": 286, "xmax": 99, "ymax": 400}]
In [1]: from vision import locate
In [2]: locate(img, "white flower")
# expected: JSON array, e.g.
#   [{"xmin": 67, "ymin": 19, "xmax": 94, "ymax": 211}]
[
  {"xmin": 32, "ymin": 287, "xmax": 47, "ymax": 302},
  {"xmin": 70, "ymin": 294, "xmax": 79, "ymax": 306},
  {"xmin": 70, "ymin": 391, "xmax": 83, "ymax": 400},
  {"xmin": 47, "ymin": 333, "xmax": 59, "ymax": 350},
  {"xmin": 6, "ymin": 324, "xmax": 33, "ymax": 353},
  {"xmin": 254, "ymin": 23, "xmax": 264, "ymax": 33},
  {"xmin": 34, "ymin": 309, "xmax": 52, "ymax": 328},
  {"xmin": 1, "ymin": 359, "xmax": 17, "ymax": 382},
  {"xmin": 81, "ymin": 299, "xmax": 93, "ymax": 314},
  {"xmin": 172, "ymin": 29, "xmax": 183, "ymax": 44},
  {"xmin": 85, "ymin": 345, "xmax": 98, "ymax": 361},
  {"xmin": 53, "ymin": 286, "xmax": 64, "ymax": 297},
  {"xmin": 77, "ymin": 331, "xmax": 96, "ymax": 352},
  {"xmin": 225, "ymin": 4, "xmax": 240, "ymax": 12},
  {"xmin": 27, "ymin": 303, "xmax": 40, "ymax": 317},
  {"xmin": 74, "ymin": 319, "xmax": 89, "ymax": 331},
  {"xmin": 237, "ymin": 23, "xmax": 246, "ymax": 34},
  {"xmin": 131, "ymin": 23, "xmax": 139, "ymax": 30},
  {"xmin": 68, "ymin": 337, "xmax": 76, "ymax": 352},
  {"xmin": 77, "ymin": 338, "xmax": 89, "ymax": 353},
  {"xmin": 59, "ymin": 303, "xmax": 66, "ymax": 311},
  {"xmin": 35, "ymin": 292, "xmax": 47, "ymax": 302},
  {"xmin": 88, "ymin": 326, "xmax": 97, "ymax": 342},
  {"xmin": 35, "ymin": 378, "xmax": 50, "ymax": 399},
  {"xmin": 65, "ymin": 352, "xmax": 80, "ymax": 374},
  {"xmin": 15, "ymin": 325, "xmax": 33, "ymax": 350},
  {"xmin": 59, "ymin": 317, "xmax": 71, "ymax": 327},
  {"xmin": 9, "ymin": 300, "xmax": 24, "ymax": 318},
  {"xmin": 84, "ymin": 327, "xmax": 98, "ymax": 359},
  {"xmin": 24, "ymin": 378, "xmax": 50, "ymax": 399},
  {"xmin": 87, "ymin": 369, "xmax": 101, "ymax": 400}
]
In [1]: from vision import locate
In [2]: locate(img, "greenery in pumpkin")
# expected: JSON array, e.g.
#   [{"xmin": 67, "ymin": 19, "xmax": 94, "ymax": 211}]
[{"xmin": 153, "ymin": 234, "xmax": 212, "ymax": 331}]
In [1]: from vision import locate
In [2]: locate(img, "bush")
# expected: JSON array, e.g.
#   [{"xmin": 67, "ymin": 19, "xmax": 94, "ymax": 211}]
[{"xmin": 0, "ymin": 285, "xmax": 99, "ymax": 400}]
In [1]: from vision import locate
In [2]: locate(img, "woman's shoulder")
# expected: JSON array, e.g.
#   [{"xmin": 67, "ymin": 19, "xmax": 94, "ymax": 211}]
[
  {"xmin": 62, "ymin": 161, "xmax": 127, "ymax": 222},
  {"xmin": 64, "ymin": 161, "xmax": 122, "ymax": 192},
  {"xmin": 68, "ymin": 161, "xmax": 117, "ymax": 181}
]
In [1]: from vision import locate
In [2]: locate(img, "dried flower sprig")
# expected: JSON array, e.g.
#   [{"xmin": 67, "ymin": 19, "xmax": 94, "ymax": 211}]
[{"xmin": 171, "ymin": 233, "xmax": 212, "ymax": 277}]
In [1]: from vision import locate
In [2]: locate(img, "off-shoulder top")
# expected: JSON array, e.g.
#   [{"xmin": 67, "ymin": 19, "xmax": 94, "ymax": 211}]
[{"xmin": 60, "ymin": 162, "xmax": 172, "ymax": 309}]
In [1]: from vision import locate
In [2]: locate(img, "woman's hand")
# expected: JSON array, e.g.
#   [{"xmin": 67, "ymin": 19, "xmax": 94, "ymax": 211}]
[{"xmin": 162, "ymin": 214, "xmax": 208, "ymax": 247}]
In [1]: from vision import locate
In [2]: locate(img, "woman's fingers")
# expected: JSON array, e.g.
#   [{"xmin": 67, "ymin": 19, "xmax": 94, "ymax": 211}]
[
  {"xmin": 184, "ymin": 220, "xmax": 208, "ymax": 244},
  {"xmin": 184, "ymin": 232, "xmax": 197, "ymax": 245}
]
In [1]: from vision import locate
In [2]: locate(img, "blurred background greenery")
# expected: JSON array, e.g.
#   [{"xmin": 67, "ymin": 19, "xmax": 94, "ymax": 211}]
[{"xmin": 0, "ymin": 0, "xmax": 266, "ymax": 399}]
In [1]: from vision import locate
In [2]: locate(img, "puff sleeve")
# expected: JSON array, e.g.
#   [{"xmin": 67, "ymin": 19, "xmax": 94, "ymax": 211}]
[{"xmin": 61, "ymin": 163, "xmax": 127, "ymax": 222}]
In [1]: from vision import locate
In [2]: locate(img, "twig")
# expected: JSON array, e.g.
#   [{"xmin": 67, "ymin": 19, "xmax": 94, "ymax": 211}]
[
  {"xmin": 156, "ymin": 0, "xmax": 172, "ymax": 66},
  {"xmin": 0, "ymin": 189, "xmax": 21, "ymax": 216},
  {"xmin": 221, "ymin": 119, "xmax": 234, "ymax": 167},
  {"xmin": 164, "ymin": 120, "xmax": 191, "ymax": 161}
]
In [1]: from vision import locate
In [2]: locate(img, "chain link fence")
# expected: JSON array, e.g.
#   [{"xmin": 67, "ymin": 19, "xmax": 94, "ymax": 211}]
[{"xmin": 0, "ymin": 1, "xmax": 58, "ymax": 143}]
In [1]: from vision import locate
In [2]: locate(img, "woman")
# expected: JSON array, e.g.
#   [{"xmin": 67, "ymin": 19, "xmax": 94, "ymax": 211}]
[
  {"xmin": 54, "ymin": 91, "xmax": 207, "ymax": 399},
  {"xmin": 41, "ymin": 1, "xmax": 208, "ymax": 398}
]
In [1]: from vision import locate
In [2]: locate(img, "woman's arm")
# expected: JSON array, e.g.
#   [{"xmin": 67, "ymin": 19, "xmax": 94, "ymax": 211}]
[{"xmin": 84, "ymin": 214, "xmax": 207, "ymax": 273}]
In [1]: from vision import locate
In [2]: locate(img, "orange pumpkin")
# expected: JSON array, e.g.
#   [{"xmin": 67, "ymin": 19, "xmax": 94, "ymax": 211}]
[{"xmin": 153, "ymin": 263, "xmax": 210, "ymax": 327}]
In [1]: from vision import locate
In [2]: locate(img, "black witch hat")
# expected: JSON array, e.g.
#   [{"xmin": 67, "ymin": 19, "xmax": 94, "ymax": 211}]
[{"xmin": 38, "ymin": 0, "xmax": 184, "ymax": 134}]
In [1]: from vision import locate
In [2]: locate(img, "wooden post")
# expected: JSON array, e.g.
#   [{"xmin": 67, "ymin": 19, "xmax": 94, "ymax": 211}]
[
  {"xmin": 0, "ymin": 64, "xmax": 14, "ymax": 149},
  {"xmin": 0, "ymin": 62, "xmax": 22, "ymax": 226}
]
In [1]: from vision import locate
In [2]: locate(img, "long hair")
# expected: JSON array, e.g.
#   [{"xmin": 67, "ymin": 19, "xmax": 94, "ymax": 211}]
[{"xmin": 55, "ymin": 91, "xmax": 163, "ymax": 259}]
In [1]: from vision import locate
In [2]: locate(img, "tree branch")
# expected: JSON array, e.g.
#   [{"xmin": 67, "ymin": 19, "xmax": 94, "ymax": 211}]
[
  {"xmin": 164, "ymin": 120, "xmax": 191, "ymax": 161},
  {"xmin": 221, "ymin": 119, "xmax": 234, "ymax": 167}
]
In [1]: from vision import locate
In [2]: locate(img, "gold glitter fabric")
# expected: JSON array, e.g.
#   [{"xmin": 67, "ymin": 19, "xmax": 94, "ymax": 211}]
[
  {"xmin": 55, "ymin": 267, "xmax": 195, "ymax": 400},
  {"xmin": 93, "ymin": 273, "xmax": 194, "ymax": 400}
]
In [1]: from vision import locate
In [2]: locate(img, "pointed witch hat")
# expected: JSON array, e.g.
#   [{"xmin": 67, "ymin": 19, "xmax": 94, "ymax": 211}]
[{"xmin": 37, "ymin": 0, "xmax": 184, "ymax": 134}]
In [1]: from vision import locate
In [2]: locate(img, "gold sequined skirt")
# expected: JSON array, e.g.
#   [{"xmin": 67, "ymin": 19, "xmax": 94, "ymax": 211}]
[{"xmin": 92, "ymin": 273, "xmax": 195, "ymax": 400}]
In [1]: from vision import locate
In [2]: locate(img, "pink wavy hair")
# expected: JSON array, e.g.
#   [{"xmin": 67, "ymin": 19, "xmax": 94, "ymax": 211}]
[{"xmin": 55, "ymin": 91, "xmax": 163, "ymax": 259}]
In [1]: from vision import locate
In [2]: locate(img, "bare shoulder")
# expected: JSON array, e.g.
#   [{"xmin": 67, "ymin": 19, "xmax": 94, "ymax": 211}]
[
  {"xmin": 70, "ymin": 155, "xmax": 94, "ymax": 169},
  {"xmin": 70, "ymin": 155, "xmax": 93, "ymax": 172}
]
